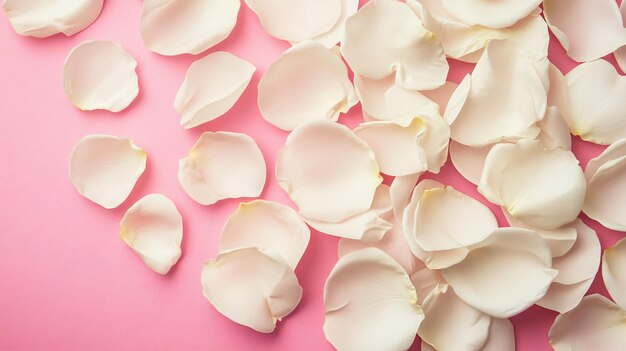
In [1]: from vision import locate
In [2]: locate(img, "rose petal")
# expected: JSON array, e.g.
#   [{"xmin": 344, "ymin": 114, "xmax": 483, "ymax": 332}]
[
  {"xmin": 551, "ymin": 219, "xmax": 600, "ymax": 285},
  {"xmin": 503, "ymin": 212, "xmax": 577, "ymax": 258},
  {"xmin": 617, "ymin": 2, "xmax": 626, "ymax": 71},
  {"xmin": 341, "ymin": 0, "xmax": 448, "ymax": 90},
  {"xmin": 63, "ymin": 41, "xmax": 138, "ymax": 112},
  {"xmin": 443, "ymin": 227, "xmax": 557, "ymax": 318},
  {"xmin": 174, "ymin": 52, "xmax": 255, "ymax": 129},
  {"xmin": 479, "ymin": 140, "xmax": 586, "ymax": 230},
  {"xmin": 141, "ymin": 0, "xmax": 240, "ymax": 56},
  {"xmin": 603, "ymin": 238, "xmax": 626, "ymax": 309},
  {"xmin": 201, "ymin": 247, "xmax": 302, "ymax": 333},
  {"xmin": 3, "ymin": 0, "xmax": 103, "ymax": 38},
  {"xmin": 178, "ymin": 132, "xmax": 266, "ymax": 205},
  {"xmin": 303, "ymin": 0, "xmax": 359, "ymax": 48},
  {"xmin": 69, "ymin": 135, "xmax": 147, "ymax": 209},
  {"xmin": 324, "ymin": 248, "xmax": 424, "ymax": 351},
  {"xmin": 482, "ymin": 318, "xmax": 515, "ymax": 351},
  {"xmin": 119, "ymin": 194, "xmax": 183, "ymax": 274},
  {"xmin": 276, "ymin": 120, "xmax": 382, "ymax": 222},
  {"xmin": 390, "ymin": 173, "xmax": 421, "ymax": 222},
  {"xmin": 543, "ymin": 0, "xmax": 626, "ymax": 62},
  {"xmin": 219, "ymin": 200, "xmax": 310, "ymax": 269},
  {"xmin": 538, "ymin": 106, "xmax": 572, "ymax": 151},
  {"xmin": 537, "ymin": 278, "xmax": 594, "ymax": 314},
  {"xmin": 441, "ymin": 0, "xmax": 542, "ymax": 29},
  {"xmin": 258, "ymin": 42, "xmax": 357, "ymax": 131},
  {"xmin": 449, "ymin": 141, "xmax": 492, "ymax": 185}
]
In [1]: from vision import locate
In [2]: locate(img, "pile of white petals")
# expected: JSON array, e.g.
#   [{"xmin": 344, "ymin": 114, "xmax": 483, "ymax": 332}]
[{"xmin": 5, "ymin": 0, "xmax": 626, "ymax": 349}]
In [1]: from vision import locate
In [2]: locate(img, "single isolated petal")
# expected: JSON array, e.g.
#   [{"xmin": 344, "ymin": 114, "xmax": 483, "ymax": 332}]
[
  {"xmin": 219, "ymin": 200, "xmax": 310, "ymax": 269},
  {"xmin": 245, "ymin": 0, "xmax": 341, "ymax": 42},
  {"xmin": 443, "ymin": 227, "xmax": 557, "ymax": 318},
  {"xmin": 479, "ymin": 140, "xmax": 586, "ymax": 230},
  {"xmin": 341, "ymin": 0, "xmax": 448, "ymax": 90},
  {"xmin": 141, "ymin": 0, "xmax": 240, "ymax": 56},
  {"xmin": 69, "ymin": 135, "xmax": 147, "ymax": 209},
  {"xmin": 258, "ymin": 42, "xmax": 357, "ymax": 131},
  {"xmin": 543, "ymin": 0, "xmax": 626, "ymax": 62},
  {"xmin": 175, "ymin": 52, "xmax": 255, "ymax": 129},
  {"xmin": 304, "ymin": 0, "xmax": 358, "ymax": 48},
  {"xmin": 324, "ymin": 248, "xmax": 424, "ymax": 351},
  {"xmin": 276, "ymin": 120, "xmax": 382, "ymax": 222},
  {"xmin": 562, "ymin": 60, "xmax": 626, "ymax": 145},
  {"xmin": 179, "ymin": 132, "xmax": 266, "ymax": 205},
  {"xmin": 201, "ymin": 247, "xmax": 302, "ymax": 333},
  {"xmin": 603, "ymin": 238, "xmax": 626, "ymax": 309},
  {"xmin": 503, "ymin": 212, "xmax": 577, "ymax": 258},
  {"xmin": 3, "ymin": 0, "xmax": 103, "ymax": 38},
  {"xmin": 549, "ymin": 294, "xmax": 626, "ymax": 350},
  {"xmin": 63, "ymin": 41, "xmax": 138, "ymax": 112},
  {"xmin": 441, "ymin": 0, "xmax": 541, "ymax": 29},
  {"xmin": 120, "ymin": 194, "xmax": 183, "ymax": 275}
]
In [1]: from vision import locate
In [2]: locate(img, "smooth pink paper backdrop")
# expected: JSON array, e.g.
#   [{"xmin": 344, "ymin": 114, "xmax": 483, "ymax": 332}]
[{"xmin": 1, "ymin": 1, "xmax": 624, "ymax": 350}]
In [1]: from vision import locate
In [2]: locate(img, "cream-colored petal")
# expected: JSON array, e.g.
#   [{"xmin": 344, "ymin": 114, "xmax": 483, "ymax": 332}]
[
  {"xmin": 304, "ymin": 0, "xmax": 358, "ymax": 48},
  {"xmin": 324, "ymin": 248, "xmax": 424, "ymax": 351},
  {"xmin": 443, "ymin": 227, "xmax": 557, "ymax": 318},
  {"xmin": 551, "ymin": 219, "xmax": 600, "ymax": 285},
  {"xmin": 538, "ymin": 107, "xmax": 572, "ymax": 151},
  {"xmin": 448, "ymin": 40, "xmax": 548, "ymax": 146},
  {"xmin": 201, "ymin": 247, "xmax": 302, "ymax": 333},
  {"xmin": 175, "ymin": 52, "xmax": 255, "ymax": 129},
  {"xmin": 449, "ymin": 141, "xmax": 492, "ymax": 185},
  {"xmin": 479, "ymin": 140, "xmax": 586, "ymax": 230},
  {"xmin": 585, "ymin": 138, "xmax": 626, "ymax": 180},
  {"xmin": 537, "ymin": 278, "xmax": 594, "ymax": 314},
  {"xmin": 421, "ymin": 81, "xmax": 459, "ymax": 116},
  {"xmin": 141, "ymin": 0, "xmax": 240, "ymax": 56},
  {"xmin": 544, "ymin": 0, "xmax": 626, "ymax": 62},
  {"xmin": 3, "ymin": 0, "xmax": 103, "ymax": 38},
  {"xmin": 178, "ymin": 132, "xmax": 266, "ymax": 205},
  {"xmin": 618, "ymin": 2, "xmax": 626, "ymax": 70},
  {"xmin": 276, "ymin": 120, "xmax": 382, "ymax": 222},
  {"xmin": 69, "ymin": 135, "xmax": 147, "ymax": 209},
  {"xmin": 390, "ymin": 173, "xmax": 421, "ymax": 222},
  {"xmin": 120, "ymin": 194, "xmax": 183, "ymax": 275},
  {"xmin": 481, "ymin": 318, "xmax": 515, "ymax": 351},
  {"xmin": 341, "ymin": 0, "xmax": 448, "ymax": 90},
  {"xmin": 304, "ymin": 184, "xmax": 392, "ymax": 242},
  {"xmin": 410, "ymin": 263, "xmax": 446, "ymax": 305},
  {"xmin": 258, "ymin": 42, "xmax": 357, "ymax": 131},
  {"xmin": 63, "ymin": 41, "xmax": 138, "ymax": 112},
  {"xmin": 419, "ymin": 286, "xmax": 492, "ymax": 351},
  {"xmin": 549, "ymin": 294, "xmax": 626, "ymax": 350},
  {"xmin": 562, "ymin": 60, "xmax": 626, "ymax": 145},
  {"xmin": 441, "ymin": 0, "xmax": 542, "ymax": 29},
  {"xmin": 245, "ymin": 0, "xmax": 341, "ymax": 42},
  {"xmin": 219, "ymin": 200, "xmax": 310, "ymax": 270},
  {"xmin": 503, "ymin": 212, "xmax": 577, "ymax": 258},
  {"xmin": 603, "ymin": 238, "xmax": 626, "ymax": 309}
]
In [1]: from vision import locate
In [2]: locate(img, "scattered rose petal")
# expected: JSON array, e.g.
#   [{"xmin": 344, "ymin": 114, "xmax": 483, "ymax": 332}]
[
  {"xmin": 441, "ymin": 0, "xmax": 542, "ymax": 29},
  {"xmin": 603, "ymin": 238, "xmax": 626, "ymax": 310},
  {"xmin": 305, "ymin": 0, "xmax": 359, "ymax": 48},
  {"xmin": 390, "ymin": 173, "xmax": 421, "ymax": 222},
  {"xmin": 537, "ymin": 278, "xmax": 595, "ymax": 314},
  {"xmin": 503, "ymin": 212, "xmax": 577, "ymax": 258},
  {"xmin": 449, "ymin": 142, "xmax": 492, "ymax": 186}
]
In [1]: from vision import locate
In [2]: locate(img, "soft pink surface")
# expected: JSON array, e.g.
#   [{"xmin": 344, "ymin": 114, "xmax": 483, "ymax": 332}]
[{"xmin": 0, "ymin": 1, "xmax": 624, "ymax": 350}]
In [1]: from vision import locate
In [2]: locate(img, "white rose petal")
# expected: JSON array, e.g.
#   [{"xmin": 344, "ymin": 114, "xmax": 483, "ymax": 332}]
[
  {"xmin": 603, "ymin": 238, "xmax": 626, "ymax": 310},
  {"xmin": 441, "ymin": 0, "xmax": 542, "ymax": 29}
]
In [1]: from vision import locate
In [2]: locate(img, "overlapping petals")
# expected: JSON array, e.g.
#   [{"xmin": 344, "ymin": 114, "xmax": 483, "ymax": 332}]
[
  {"xmin": 603, "ymin": 238, "xmax": 626, "ymax": 310},
  {"xmin": 440, "ymin": 0, "xmax": 542, "ymax": 29}
]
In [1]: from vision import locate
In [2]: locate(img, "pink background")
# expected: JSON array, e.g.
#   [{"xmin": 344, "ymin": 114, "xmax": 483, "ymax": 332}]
[{"xmin": 0, "ymin": 1, "xmax": 624, "ymax": 350}]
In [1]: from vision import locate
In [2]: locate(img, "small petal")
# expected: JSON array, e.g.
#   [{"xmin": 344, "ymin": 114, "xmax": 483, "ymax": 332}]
[
  {"xmin": 390, "ymin": 173, "xmax": 421, "ymax": 222},
  {"xmin": 179, "ymin": 132, "xmax": 266, "ymax": 205},
  {"xmin": 201, "ymin": 247, "xmax": 302, "ymax": 333},
  {"xmin": 3, "ymin": 0, "xmax": 103, "ymax": 38},
  {"xmin": 551, "ymin": 219, "xmax": 600, "ymax": 285},
  {"xmin": 441, "ymin": 0, "xmax": 542, "ymax": 29},
  {"xmin": 603, "ymin": 238, "xmax": 626, "ymax": 309},
  {"xmin": 538, "ymin": 107, "xmax": 572, "ymax": 151},
  {"xmin": 543, "ymin": 0, "xmax": 626, "ymax": 62},
  {"xmin": 305, "ymin": 0, "xmax": 359, "ymax": 48},
  {"xmin": 219, "ymin": 200, "xmax": 310, "ymax": 270},
  {"xmin": 141, "ymin": 0, "xmax": 240, "ymax": 56},
  {"xmin": 479, "ymin": 140, "xmax": 586, "ymax": 230},
  {"xmin": 120, "ymin": 194, "xmax": 183, "ymax": 274},
  {"xmin": 258, "ymin": 42, "xmax": 357, "ymax": 131},
  {"xmin": 324, "ymin": 248, "xmax": 424, "ymax": 351},
  {"xmin": 549, "ymin": 294, "xmax": 626, "ymax": 350},
  {"xmin": 618, "ymin": 2, "xmax": 626, "ymax": 71},
  {"xmin": 449, "ymin": 141, "xmax": 492, "ymax": 185},
  {"xmin": 63, "ymin": 41, "xmax": 138, "ymax": 112},
  {"xmin": 275, "ymin": 121, "xmax": 382, "ymax": 222},
  {"xmin": 537, "ymin": 278, "xmax": 594, "ymax": 314},
  {"xmin": 69, "ymin": 135, "xmax": 147, "ymax": 209},
  {"xmin": 175, "ymin": 52, "xmax": 255, "ymax": 129},
  {"xmin": 443, "ymin": 227, "xmax": 557, "ymax": 318},
  {"xmin": 482, "ymin": 318, "xmax": 516, "ymax": 351},
  {"xmin": 503, "ymin": 212, "xmax": 577, "ymax": 258},
  {"xmin": 341, "ymin": 0, "xmax": 448, "ymax": 90}
]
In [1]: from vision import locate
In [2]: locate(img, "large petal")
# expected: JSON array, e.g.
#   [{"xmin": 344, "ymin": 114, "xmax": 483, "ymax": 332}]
[
  {"xmin": 219, "ymin": 200, "xmax": 310, "ymax": 270},
  {"xmin": 119, "ymin": 194, "xmax": 183, "ymax": 275},
  {"xmin": 443, "ymin": 227, "xmax": 557, "ymax": 318},
  {"xmin": 275, "ymin": 120, "xmax": 382, "ymax": 222},
  {"xmin": 3, "ymin": 0, "xmax": 103, "ymax": 38},
  {"xmin": 69, "ymin": 135, "xmax": 147, "ymax": 209},
  {"xmin": 479, "ymin": 140, "xmax": 586, "ymax": 230},
  {"xmin": 562, "ymin": 60, "xmax": 626, "ymax": 145},
  {"xmin": 603, "ymin": 238, "xmax": 626, "ymax": 309},
  {"xmin": 341, "ymin": 0, "xmax": 448, "ymax": 90},
  {"xmin": 503, "ymin": 212, "xmax": 577, "ymax": 258},
  {"xmin": 201, "ymin": 247, "xmax": 302, "ymax": 333},
  {"xmin": 63, "ymin": 41, "xmax": 138, "ymax": 112},
  {"xmin": 324, "ymin": 248, "xmax": 424, "ymax": 351},
  {"xmin": 258, "ymin": 42, "xmax": 356, "ymax": 131},
  {"xmin": 141, "ymin": 0, "xmax": 240, "ymax": 56},
  {"xmin": 549, "ymin": 294, "xmax": 626, "ymax": 350},
  {"xmin": 543, "ymin": 0, "xmax": 626, "ymax": 62},
  {"xmin": 178, "ymin": 132, "xmax": 266, "ymax": 205},
  {"xmin": 441, "ymin": 0, "xmax": 541, "ymax": 29},
  {"xmin": 175, "ymin": 52, "xmax": 255, "ymax": 129}
]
